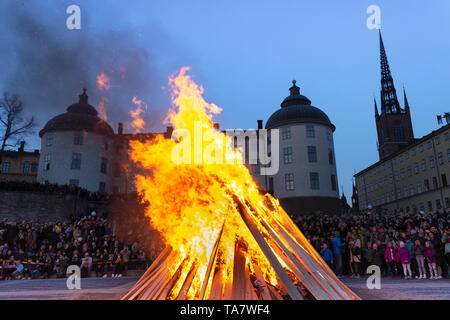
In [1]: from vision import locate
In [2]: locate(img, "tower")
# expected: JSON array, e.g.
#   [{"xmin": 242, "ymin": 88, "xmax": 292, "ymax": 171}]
[{"xmin": 375, "ymin": 31, "xmax": 414, "ymax": 159}]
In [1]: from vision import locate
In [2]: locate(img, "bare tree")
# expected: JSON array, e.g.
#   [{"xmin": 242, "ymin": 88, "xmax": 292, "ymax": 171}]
[{"xmin": 0, "ymin": 92, "xmax": 35, "ymax": 153}]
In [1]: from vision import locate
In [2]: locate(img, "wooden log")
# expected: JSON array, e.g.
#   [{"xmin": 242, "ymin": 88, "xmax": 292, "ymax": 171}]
[
  {"xmin": 208, "ymin": 267, "xmax": 224, "ymax": 300},
  {"xmin": 231, "ymin": 243, "xmax": 247, "ymax": 300},
  {"xmin": 176, "ymin": 261, "xmax": 198, "ymax": 300},
  {"xmin": 122, "ymin": 247, "xmax": 172, "ymax": 300},
  {"xmin": 261, "ymin": 219, "xmax": 336, "ymax": 300},
  {"xmin": 199, "ymin": 221, "xmax": 225, "ymax": 300},
  {"xmin": 252, "ymin": 264, "xmax": 272, "ymax": 300},
  {"xmin": 157, "ymin": 263, "xmax": 183, "ymax": 300},
  {"xmin": 244, "ymin": 261, "xmax": 258, "ymax": 300},
  {"xmin": 270, "ymin": 217, "xmax": 352, "ymax": 300},
  {"xmin": 223, "ymin": 275, "xmax": 233, "ymax": 300},
  {"xmin": 233, "ymin": 195, "xmax": 303, "ymax": 300},
  {"xmin": 267, "ymin": 284, "xmax": 283, "ymax": 300}
]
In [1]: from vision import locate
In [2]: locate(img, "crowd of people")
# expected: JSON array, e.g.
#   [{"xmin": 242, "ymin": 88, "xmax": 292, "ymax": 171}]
[
  {"xmin": 295, "ymin": 210, "xmax": 450, "ymax": 280},
  {"xmin": 0, "ymin": 214, "xmax": 151, "ymax": 280}
]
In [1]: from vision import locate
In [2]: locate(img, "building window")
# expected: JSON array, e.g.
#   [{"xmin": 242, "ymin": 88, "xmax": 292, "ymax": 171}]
[
  {"xmin": 428, "ymin": 201, "xmax": 433, "ymax": 212},
  {"xmin": 113, "ymin": 164, "xmax": 121, "ymax": 178},
  {"xmin": 438, "ymin": 152, "xmax": 443, "ymax": 165},
  {"xmin": 285, "ymin": 173, "xmax": 295, "ymax": 191},
  {"xmin": 310, "ymin": 172, "xmax": 320, "ymax": 190},
  {"xmin": 421, "ymin": 159, "xmax": 427, "ymax": 171},
  {"xmin": 417, "ymin": 183, "xmax": 422, "ymax": 193},
  {"xmin": 397, "ymin": 188, "xmax": 402, "ymax": 199},
  {"xmin": 407, "ymin": 166, "xmax": 412, "ymax": 177},
  {"xmin": 400, "ymin": 168, "xmax": 405, "ymax": 179},
  {"xmin": 44, "ymin": 154, "xmax": 51, "ymax": 171},
  {"xmin": 432, "ymin": 177, "xmax": 438, "ymax": 189},
  {"xmin": 74, "ymin": 132, "xmax": 84, "ymax": 145},
  {"xmin": 46, "ymin": 134, "xmax": 54, "ymax": 147},
  {"xmin": 307, "ymin": 146, "xmax": 317, "ymax": 163},
  {"xmin": 31, "ymin": 162, "xmax": 37, "ymax": 173},
  {"xmin": 100, "ymin": 157, "xmax": 108, "ymax": 174},
  {"xmin": 410, "ymin": 184, "xmax": 414, "ymax": 196},
  {"xmin": 430, "ymin": 156, "xmax": 435, "ymax": 168},
  {"xmin": 327, "ymin": 129, "xmax": 332, "ymax": 141},
  {"xmin": 445, "ymin": 133, "xmax": 450, "ymax": 141},
  {"xmin": 69, "ymin": 179, "xmax": 79, "ymax": 188},
  {"xmin": 1, "ymin": 162, "xmax": 10, "ymax": 173},
  {"xmin": 436, "ymin": 137, "xmax": 441, "ymax": 145},
  {"xmin": 394, "ymin": 121, "xmax": 404, "ymax": 141},
  {"xmin": 424, "ymin": 179, "xmax": 430, "ymax": 192},
  {"xmin": 281, "ymin": 127, "xmax": 291, "ymax": 140},
  {"xmin": 400, "ymin": 155, "xmax": 403, "ymax": 163},
  {"xmin": 419, "ymin": 145, "xmax": 424, "ymax": 152},
  {"xmin": 23, "ymin": 161, "xmax": 30, "ymax": 173},
  {"xmin": 328, "ymin": 149, "xmax": 334, "ymax": 165},
  {"xmin": 330, "ymin": 174, "xmax": 337, "ymax": 191},
  {"xmin": 394, "ymin": 171, "xmax": 399, "ymax": 181},
  {"xmin": 436, "ymin": 199, "xmax": 442, "ymax": 210},
  {"xmin": 306, "ymin": 125, "xmax": 315, "ymax": 138},
  {"xmin": 414, "ymin": 163, "xmax": 419, "ymax": 174},
  {"xmin": 99, "ymin": 182, "xmax": 106, "ymax": 193},
  {"xmin": 403, "ymin": 186, "xmax": 408, "ymax": 198},
  {"xmin": 405, "ymin": 152, "xmax": 409, "ymax": 160},
  {"xmin": 283, "ymin": 147, "xmax": 293, "ymax": 164},
  {"xmin": 427, "ymin": 141, "xmax": 432, "ymax": 150},
  {"xmin": 411, "ymin": 149, "xmax": 416, "ymax": 156},
  {"xmin": 71, "ymin": 153, "xmax": 82, "ymax": 170},
  {"xmin": 442, "ymin": 174, "xmax": 448, "ymax": 187}
]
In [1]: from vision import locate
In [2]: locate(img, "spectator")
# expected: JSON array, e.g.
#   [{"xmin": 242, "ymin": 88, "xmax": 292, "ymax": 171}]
[
  {"xmin": 398, "ymin": 241, "xmax": 412, "ymax": 279},
  {"xmin": 424, "ymin": 241, "xmax": 438, "ymax": 280},
  {"xmin": 413, "ymin": 239, "xmax": 426, "ymax": 279},
  {"xmin": 320, "ymin": 243, "xmax": 333, "ymax": 268},
  {"xmin": 332, "ymin": 232, "xmax": 344, "ymax": 277}
]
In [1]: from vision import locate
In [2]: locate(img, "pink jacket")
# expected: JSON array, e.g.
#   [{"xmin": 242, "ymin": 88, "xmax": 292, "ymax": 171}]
[{"xmin": 398, "ymin": 247, "xmax": 412, "ymax": 264}]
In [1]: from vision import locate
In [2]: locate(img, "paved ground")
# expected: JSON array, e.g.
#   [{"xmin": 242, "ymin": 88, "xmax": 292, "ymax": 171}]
[
  {"xmin": 342, "ymin": 277, "xmax": 450, "ymax": 300},
  {"xmin": 0, "ymin": 276, "xmax": 448, "ymax": 300},
  {"xmin": 0, "ymin": 276, "xmax": 139, "ymax": 300}
]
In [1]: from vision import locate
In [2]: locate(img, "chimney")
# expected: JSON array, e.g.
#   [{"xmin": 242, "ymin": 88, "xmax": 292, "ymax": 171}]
[
  {"xmin": 166, "ymin": 126, "xmax": 174, "ymax": 138},
  {"xmin": 18, "ymin": 141, "xmax": 25, "ymax": 152},
  {"xmin": 118, "ymin": 123, "xmax": 123, "ymax": 135},
  {"xmin": 213, "ymin": 123, "xmax": 220, "ymax": 130},
  {"xmin": 257, "ymin": 120, "xmax": 263, "ymax": 130}
]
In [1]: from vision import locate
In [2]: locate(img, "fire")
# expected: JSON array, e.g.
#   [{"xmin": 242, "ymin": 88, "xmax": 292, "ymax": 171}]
[
  {"xmin": 125, "ymin": 67, "xmax": 359, "ymax": 300},
  {"xmin": 129, "ymin": 96, "xmax": 147, "ymax": 132},
  {"xmin": 97, "ymin": 72, "xmax": 111, "ymax": 91}
]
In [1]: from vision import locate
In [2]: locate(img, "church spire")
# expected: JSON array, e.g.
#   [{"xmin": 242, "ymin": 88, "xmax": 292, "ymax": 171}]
[
  {"xmin": 374, "ymin": 96, "xmax": 379, "ymax": 117},
  {"xmin": 379, "ymin": 30, "xmax": 400, "ymax": 114},
  {"xmin": 403, "ymin": 87, "xmax": 410, "ymax": 109}
]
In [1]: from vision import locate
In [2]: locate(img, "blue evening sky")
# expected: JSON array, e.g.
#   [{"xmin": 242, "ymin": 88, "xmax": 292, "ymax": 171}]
[{"xmin": 1, "ymin": 0, "xmax": 449, "ymax": 199}]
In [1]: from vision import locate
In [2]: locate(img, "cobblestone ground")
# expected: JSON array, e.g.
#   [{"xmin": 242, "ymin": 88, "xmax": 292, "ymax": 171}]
[
  {"xmin": 342, "ymin": 277, "xmax": 450, "ymax": 300},
  {"xmin": 0, "ymin": 276, "xmax": 448, "ymax": 300}
]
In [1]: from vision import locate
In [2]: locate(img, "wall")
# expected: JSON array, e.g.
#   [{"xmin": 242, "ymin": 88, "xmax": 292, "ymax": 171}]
[{"xmin": 0, "ymin": 191, "xmax": 89, "ymax": 222}]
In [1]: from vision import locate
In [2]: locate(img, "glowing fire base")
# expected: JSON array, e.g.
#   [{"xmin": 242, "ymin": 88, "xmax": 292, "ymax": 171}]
[{"xmin": 122, "ymin": 195, "xmax": 359, "ymax": 300}]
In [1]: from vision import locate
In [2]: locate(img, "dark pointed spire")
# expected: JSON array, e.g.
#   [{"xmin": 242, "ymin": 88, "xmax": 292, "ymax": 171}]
[
  {"xmin": 379, "ymin": 30, "xmax": 401, "ymax": 114},
  {"xmin": 374, "ymin": 96, "xmax": 379, "ymax": 117},
  {"xmin": 79, "ymin": 88, "xmax": 88, "ymax": 104},
  {"xmin": 403, "ymin": 87, "xmax": 410, "ymax": 109}
]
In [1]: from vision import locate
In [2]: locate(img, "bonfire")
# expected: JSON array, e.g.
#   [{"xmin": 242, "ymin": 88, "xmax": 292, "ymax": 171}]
[{"xmin": 122, "ymin": 67, "xmax": 359, "ymax": 300}]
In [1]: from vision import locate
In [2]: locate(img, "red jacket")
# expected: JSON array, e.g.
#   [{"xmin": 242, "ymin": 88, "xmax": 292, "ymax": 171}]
[{"xmin": 384, "ymin": 247, "xmax": 398, "ymax": 263}]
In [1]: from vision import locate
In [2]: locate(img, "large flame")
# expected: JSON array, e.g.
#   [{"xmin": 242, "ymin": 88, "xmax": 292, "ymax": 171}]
[{"xmin": 128, "ymin": 67, "xmax": 358, "ymax": 300}]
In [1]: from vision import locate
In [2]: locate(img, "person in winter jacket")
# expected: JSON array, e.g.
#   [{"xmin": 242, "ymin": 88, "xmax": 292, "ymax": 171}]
[
  {"xmin": 320, "ymin": 243, "xmax": 334, "ymax": 269},
  {"xmin": 413, "ymin": 239, "xmax": 426, "ymax": 279},
  {"xmin": 384, "ymin": 242, "xmax": 398, "ymax": 276},
  {"xmin": 424, "ymin": 241, "xmax": 438, "ymax": 279},
  {"xmin": 398, "ymin": 241, "xmax": 412, "ymax": 279},
  {"xmin": 332, "ymin": 232, "xmax": 345, "ymax": 276}
]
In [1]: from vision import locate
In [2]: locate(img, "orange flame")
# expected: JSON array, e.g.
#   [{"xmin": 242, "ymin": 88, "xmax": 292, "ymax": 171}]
[
  {"xmin": 97, "ymin": 72, "xmax": 111, "ymax": 91},
  {"xmin": 129, "ymin": 67, "xmax": 287, "ymax": 299},
  {"xmin": 129, "ymin": 96, "xmax": 147, "ymax": 132}
]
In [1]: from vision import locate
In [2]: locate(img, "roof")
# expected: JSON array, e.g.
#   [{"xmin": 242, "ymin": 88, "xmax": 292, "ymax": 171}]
[
  {"xmin": 39, "ymin": 89, "xmax": 114, "ymax": 138},
  {"xmin": 265, "ymin": 81, "xmax": 335, "ymax": 131}
]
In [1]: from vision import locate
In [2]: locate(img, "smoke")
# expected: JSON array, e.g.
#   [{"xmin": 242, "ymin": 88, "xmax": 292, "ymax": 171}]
[{"xmin": 0, "ymin": 0, "xmax": 175, "ymax": 147}]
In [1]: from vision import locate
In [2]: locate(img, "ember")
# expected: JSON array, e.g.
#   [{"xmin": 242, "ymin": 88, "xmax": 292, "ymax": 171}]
[{"xmin": 122, "ymin": 67, "xmax": 359, "ymax": 300}]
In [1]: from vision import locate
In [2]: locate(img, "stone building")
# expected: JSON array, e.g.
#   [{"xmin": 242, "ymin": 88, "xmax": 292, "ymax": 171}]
[
  {"xmin": 0, "ymin": 141, "xmax": 39, "ymax": 182},
  {"xmin": 257, "ymin": 80, "xmax": 341, "ymax": 215}
]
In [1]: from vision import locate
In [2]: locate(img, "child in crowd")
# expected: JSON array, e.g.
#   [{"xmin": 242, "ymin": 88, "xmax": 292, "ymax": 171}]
[
  {"xmin": 398, "ymin": 241, "xmax": 412, "ymax": 279},
  {"xmin": 424, "ymin": 241, "xmax": 438, "ymax": 279}
]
